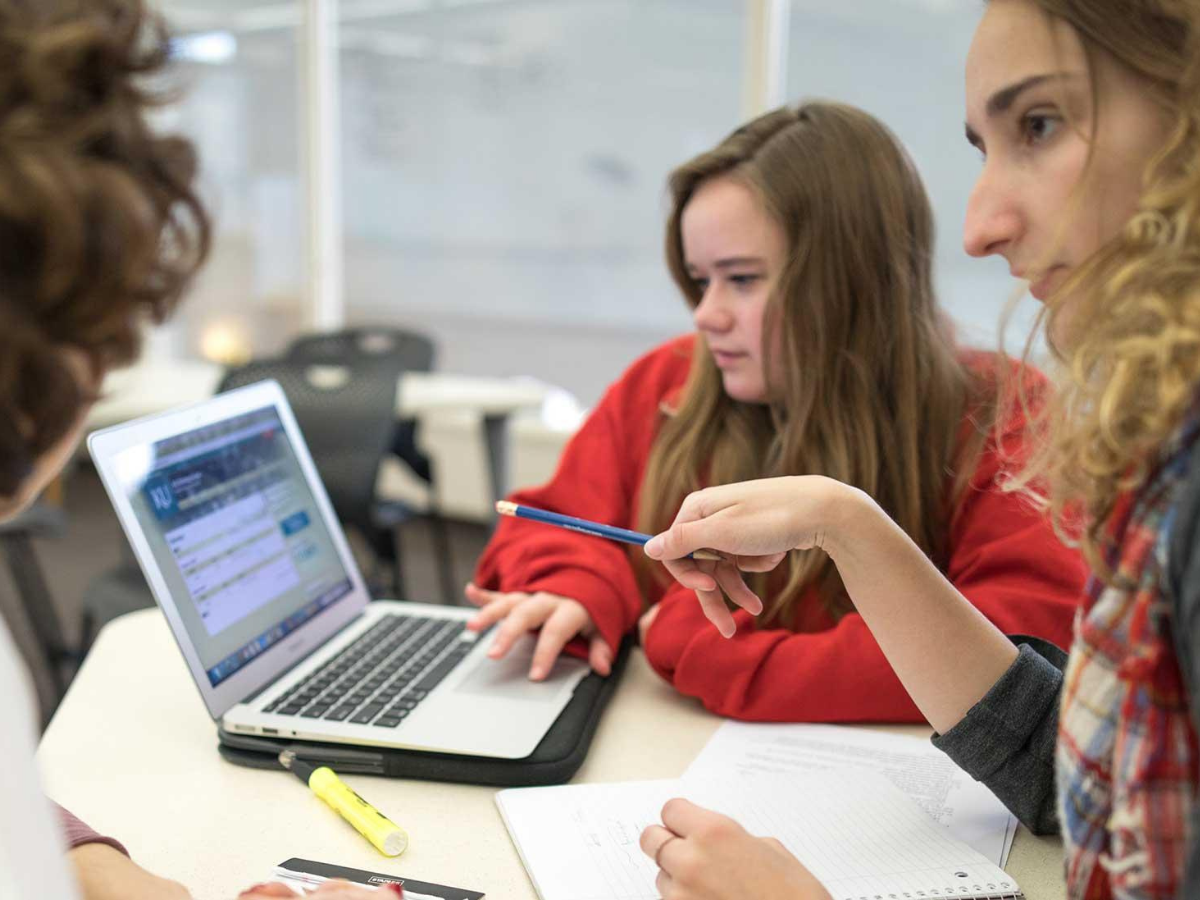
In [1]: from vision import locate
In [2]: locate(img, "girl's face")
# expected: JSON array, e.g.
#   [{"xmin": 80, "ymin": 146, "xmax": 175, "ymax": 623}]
[
  {"xmin": 962, "ymin": 0, "xmax": 1169, "ymax": 306},
  {"xmin": 681, "ymin": 176, "xmax": 786, "ymax": 404}
]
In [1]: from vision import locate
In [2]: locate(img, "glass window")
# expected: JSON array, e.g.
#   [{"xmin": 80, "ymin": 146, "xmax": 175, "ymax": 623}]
[
  {"xmin": 338, "ymin": 0, "xmax": 747, "ymax": 402},
  {"xmin": 786, "ymin": 1, "xmax": 1039, "ymax": 352},
  {"xmin": 155, "ymin": 1, "xmax": 307, "ymax": 365}
]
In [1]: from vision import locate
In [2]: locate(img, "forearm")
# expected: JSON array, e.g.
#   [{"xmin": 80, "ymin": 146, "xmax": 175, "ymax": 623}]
[
  {"xmin": 824, "ymin": 488, "xmax": 1018, "ymax": 734},
  {"xmin": 68, "ymin": 844, "xmax": 190, "ymax": 900}
]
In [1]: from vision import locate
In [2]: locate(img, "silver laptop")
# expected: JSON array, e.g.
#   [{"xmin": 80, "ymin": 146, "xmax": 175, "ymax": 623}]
[{"xmin": 87, "ymin": 379, "xmax": 589, "ymax": 759}]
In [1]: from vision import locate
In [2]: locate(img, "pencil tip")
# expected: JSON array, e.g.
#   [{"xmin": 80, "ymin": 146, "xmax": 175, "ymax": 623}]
[{"xmin": 495, "ymin": 500, "xmax": 517, "ymax": 516}]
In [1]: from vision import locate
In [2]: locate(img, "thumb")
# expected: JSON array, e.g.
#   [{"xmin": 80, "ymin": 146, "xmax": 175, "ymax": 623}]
[
  {"xmin": 644, "ymin": 519, "xmax": 706, "ymax": 561},
  {"xmin": 587, "ymin": 635, "xmax": 613, "ymax": 676}
]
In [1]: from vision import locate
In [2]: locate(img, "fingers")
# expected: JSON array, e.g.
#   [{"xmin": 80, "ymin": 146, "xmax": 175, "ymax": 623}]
[
  {"xmin": 463, "ymin": 581, "xmax": 497, "ymax": 608},
  {"xmin": 309, "ymin": 880, "xmax": 399, "ymax": 898},
  {"xmin": 639, "ymin": 824, "xmax": 681, "ymax": 870},
  {"xmin": 236, "ymin": 883, "xmax": 299, "ymax": 898},
  {"xmin": 657, "ymin": 556, "xmax": 718, "ymax": 592},
  {"xmin": 655, "ymin": 868, "xmax": 672, "ymax": 898},
  {"xmin": 713, "ymin": 563, "xmax": 765, "ymax": 616},
  {"xmin": 466, "ymin": 589, "xmax": 526, "ymax": 633},
  {"xmin": 644, "ymin": 518, "xmax": 708, "ymax": 562},
  {"xmin": 587, "ymin": 633, "xmax": 613, "ymax": 677},
  {"xmin": 486, "ymin": 595, "xmax": 556, "ymax": 661},
  {"xmin": 661, "ymin": 797, "xmax": 740, "ymax": 840},
  {"xmin": 529, "ymin": 602, "xmax": 589, "ymax": 680},
  {"xmin": 735, "ymin": 551, "xmax": 788, "ymax": 573},
  {"xmin": 695, "ymin": 584, "xmax": 737, "ymax": 638}
]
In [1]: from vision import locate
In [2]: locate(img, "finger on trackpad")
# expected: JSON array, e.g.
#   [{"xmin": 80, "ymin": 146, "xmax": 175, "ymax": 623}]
[{"xmin": 455, "ymin": 635, "xmax": 586, "ymax": 699}]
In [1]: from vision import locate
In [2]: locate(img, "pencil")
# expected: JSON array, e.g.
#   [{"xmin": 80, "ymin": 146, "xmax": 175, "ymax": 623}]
[{"xmin": 494, "ymin": 501, "xmax": 724, "ymax": 562}]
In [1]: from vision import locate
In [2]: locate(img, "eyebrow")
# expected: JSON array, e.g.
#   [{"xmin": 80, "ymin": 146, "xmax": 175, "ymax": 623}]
[
  {"xmin": 987, "ymin": 73, "xmax": 1060, "ymax": 116},
  {"xmin": 964, "ymin": 72, "xmax": 1081, "ymax": 149},
  {"xmin": 687, "ymin": 257, "xmax": 765, "ymax": 274}
]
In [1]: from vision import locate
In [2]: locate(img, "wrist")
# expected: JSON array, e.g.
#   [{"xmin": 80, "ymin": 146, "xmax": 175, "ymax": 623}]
[{"xmin": 808, "ymin": 477, "xmax": 882, "ymax": 562}]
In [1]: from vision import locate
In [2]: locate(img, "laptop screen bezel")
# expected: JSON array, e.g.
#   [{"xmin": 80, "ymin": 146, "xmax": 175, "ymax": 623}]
[{"xmin": 86, "ymin": 379, "xmax": 370, "ymax": 720}]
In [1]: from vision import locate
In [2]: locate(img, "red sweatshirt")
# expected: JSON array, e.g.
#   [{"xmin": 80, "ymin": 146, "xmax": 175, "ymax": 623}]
[{"xmin": 474, "ymin": 335, "xmax": 1084, "ymax": 722}]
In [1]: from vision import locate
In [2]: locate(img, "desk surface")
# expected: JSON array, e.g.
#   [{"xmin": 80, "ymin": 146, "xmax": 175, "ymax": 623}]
[
  {"xmin": 38, "ymin": 611, "xmax": 1067, "ymax": 900},
  {"xmin": 88, "ymin": 362, "xmax": 550, "ymax": 433}
]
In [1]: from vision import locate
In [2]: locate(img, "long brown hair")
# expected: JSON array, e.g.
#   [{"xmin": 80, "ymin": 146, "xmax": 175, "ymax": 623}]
[
  {"xmin": 998, "ymin": 1, "xmax": 1200, "ymax": 575},
  {"xmin": 638, "ymin": 102, "xmax": 993, "ymax": 625},
  {"xmin": 0, "ymin": 0, "xmax": 209, "ymax": 497}
]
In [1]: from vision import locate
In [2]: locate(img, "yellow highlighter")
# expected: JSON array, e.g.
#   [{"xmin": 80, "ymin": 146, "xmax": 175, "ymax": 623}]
[{"xmin": 280, "ymin": 750, "xmax": 408, "ymax": 857}]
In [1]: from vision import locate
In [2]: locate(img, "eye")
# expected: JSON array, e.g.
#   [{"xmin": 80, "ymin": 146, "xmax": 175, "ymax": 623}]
[
  {"xmin": 729, "ymin": 274, "xmax": 761, "ymax": 289},
  {"xmin": 691, "ymin": 277, "xmax": 710, "ymax": 295},
  {"xmin": 1022, "ymin": 112, "xmax": 1062, "ymax": 146}
]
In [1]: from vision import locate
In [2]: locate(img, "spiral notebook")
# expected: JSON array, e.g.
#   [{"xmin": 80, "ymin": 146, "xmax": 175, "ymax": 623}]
[{"xmin": 496, "ymin": 770, "xmax": 1023, "ymax": 900}]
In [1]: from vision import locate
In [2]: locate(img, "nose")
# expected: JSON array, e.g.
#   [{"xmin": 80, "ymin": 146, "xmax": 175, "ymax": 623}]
[
  {"xmin": 692, "ymin": 284, "xmax": 734, "ymax": 332},
  {"xmin": 963, "ymin": 162, "xmax": 1022, "ymax": 260}
]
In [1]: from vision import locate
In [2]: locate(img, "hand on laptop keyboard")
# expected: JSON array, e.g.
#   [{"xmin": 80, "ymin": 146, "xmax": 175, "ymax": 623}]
[{"xmin": 463, "ymin": 583, "xmax": 613, "ymax": 681}]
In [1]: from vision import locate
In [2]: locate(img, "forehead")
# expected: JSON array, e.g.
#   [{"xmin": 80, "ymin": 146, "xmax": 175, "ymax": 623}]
[
  {"xmin": 681, "ymin": 177, "xmax": 776, "ymax": 251},
  {"xmin": 965, "ymin": 0, "xmax": 1087, "ymax": 117}
]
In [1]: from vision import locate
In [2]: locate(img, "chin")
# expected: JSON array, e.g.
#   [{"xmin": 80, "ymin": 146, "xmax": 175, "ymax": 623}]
[{"xmin": 721, "ymin": 378, "xmax": 768, "ymax": 404}]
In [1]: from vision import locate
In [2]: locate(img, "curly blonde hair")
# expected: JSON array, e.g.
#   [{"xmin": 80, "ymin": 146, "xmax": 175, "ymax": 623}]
[{"xmin": 1007, "ymin": 0, "xmax": 1199, "ymax": 575}]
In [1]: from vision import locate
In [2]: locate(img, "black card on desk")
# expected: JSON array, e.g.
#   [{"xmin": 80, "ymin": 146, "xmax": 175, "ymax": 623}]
[{"xmin": 274, "ymin": 857, "xmax": 485, "ymax": 899}]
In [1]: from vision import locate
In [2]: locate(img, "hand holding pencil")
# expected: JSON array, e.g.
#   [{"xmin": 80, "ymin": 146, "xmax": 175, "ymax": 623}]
[
  {"xmin": 494, "ymin": 502, "xmax": 725, "ymax": 561},
  {"xmin": 465, "ymin": 503, "xmax": 736, "ymax": 681}
]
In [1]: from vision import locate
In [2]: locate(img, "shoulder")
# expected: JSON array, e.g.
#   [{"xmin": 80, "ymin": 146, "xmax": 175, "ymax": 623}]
[
  {"xmin": 957, "ymin": 348, "xmax": 1051, "ymax": 406},
  {"xmin": 621, "ymin": 334, "xmax": 695, "ymax": 381},
  {"xmin": 603, "ymin": 334, "xmax": 695, "ymax": 406}
]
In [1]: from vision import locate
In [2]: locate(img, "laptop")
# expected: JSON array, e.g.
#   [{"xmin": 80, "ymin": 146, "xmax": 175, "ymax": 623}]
[{"xmin": 87, "ymin": 379, "xmax": 589, "ymax": 759}]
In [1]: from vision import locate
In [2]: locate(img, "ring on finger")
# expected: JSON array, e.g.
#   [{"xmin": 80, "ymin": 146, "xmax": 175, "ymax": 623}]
[{"xmin": 654, "ymin": 834, "xmax": 680, "ymax": 869}]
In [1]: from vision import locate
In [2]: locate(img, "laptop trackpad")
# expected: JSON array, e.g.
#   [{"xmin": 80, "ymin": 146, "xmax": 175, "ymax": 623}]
[{"xmin": 455, "ymin": 636, "xmax": 587, "ymax": 701}]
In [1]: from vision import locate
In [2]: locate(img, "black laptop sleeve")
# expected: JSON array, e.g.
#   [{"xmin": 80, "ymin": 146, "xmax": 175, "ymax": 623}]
[{"xmin": 217, "ymin": 638, "xmax": 629, "ymax": 787}]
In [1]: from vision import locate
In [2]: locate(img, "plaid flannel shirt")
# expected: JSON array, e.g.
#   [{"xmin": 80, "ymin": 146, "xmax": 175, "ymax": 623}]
[{"xmin": 1057, "ymin": 410, "xmax": 1200, "ymax": 899}]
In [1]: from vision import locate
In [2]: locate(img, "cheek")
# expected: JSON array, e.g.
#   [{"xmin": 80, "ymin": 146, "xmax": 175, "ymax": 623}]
[{"xmin": 1090, "ymin": 158, "xmax": 1148, "ymax": 247}]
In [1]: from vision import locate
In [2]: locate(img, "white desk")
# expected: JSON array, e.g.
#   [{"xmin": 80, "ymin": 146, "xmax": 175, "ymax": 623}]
[
  {"xmin": 38, "ymin": 610, "xmax": 1067, "ymax": 900},
  {"xmin": 87, "ymin": 361, "xmax": 550, "ymax": 506}
]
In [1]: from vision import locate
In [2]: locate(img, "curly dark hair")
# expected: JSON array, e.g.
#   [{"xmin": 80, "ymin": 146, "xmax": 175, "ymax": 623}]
[{"xmin": 0, "ymin": 0, "xmax": 210, "ymax": 495}]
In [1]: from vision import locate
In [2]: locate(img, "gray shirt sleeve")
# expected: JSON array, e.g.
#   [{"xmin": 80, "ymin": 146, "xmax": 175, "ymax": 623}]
[
  {"xmin": 930, "ymin": 635, "xmax": 1066, "ymax": 836},
  {"xmin": 1166, "ymin": 451, "xmax": 1200, "ymax": 900}
]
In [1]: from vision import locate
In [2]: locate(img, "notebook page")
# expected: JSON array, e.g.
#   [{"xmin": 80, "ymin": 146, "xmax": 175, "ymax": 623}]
[
  {"xmin": 496, "ymin": 779, "xmax": 678, "ymax": 900},
  {"xmin": 685, "ymin": 721, "xmax": 1017, "ymax": 867},
  {"xmin": 496, "ymin": 772, "xmax": 1020, "ymax": 900}
]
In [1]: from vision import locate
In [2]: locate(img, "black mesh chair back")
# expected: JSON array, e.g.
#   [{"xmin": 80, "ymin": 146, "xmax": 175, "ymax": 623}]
[
  {"xmin": 286, "ymin": 327, "xmax": 435, "ymax": 372},
  {"xmin": 286, "ymin": 327, "xmax": 437, "ymax": 483},
  {"xmin": 218, "ymin": 357, "xmax": 404, "ymax": 543}
]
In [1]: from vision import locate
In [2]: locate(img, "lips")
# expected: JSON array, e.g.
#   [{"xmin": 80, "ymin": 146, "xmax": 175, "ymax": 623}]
[
  {"xmin": 709, "ymin": 349, "xmax": 747, "ymax": 368},
  {"xmin": 1028, "ymin": 266, "xmax": 1067, "ymax": 302},
  {"xmin": 1010, "ymin": 264, "xmax": 1068, "ymax": 302}
]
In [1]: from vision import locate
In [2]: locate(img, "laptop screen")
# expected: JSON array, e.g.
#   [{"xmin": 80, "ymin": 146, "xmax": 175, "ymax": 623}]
[{"xmin": 116, "ymin": 405, "xmax": 354, "ymax": 687}]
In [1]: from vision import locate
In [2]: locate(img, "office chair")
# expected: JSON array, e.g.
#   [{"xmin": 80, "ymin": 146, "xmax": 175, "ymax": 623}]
[
  {"xmin": 285, "ymin": 328, "xmax": 455, "ymax": 603},
  {"xmin": 286, "ymin": 327, "xmax": 437, "ymax": 481},
  {"xmin": 0, "ymin": 503, "xmax": 82, "ymax": 719},
  {"xmin": 219, "ymin": 355, "xmax": 441, "ymax": 602}
]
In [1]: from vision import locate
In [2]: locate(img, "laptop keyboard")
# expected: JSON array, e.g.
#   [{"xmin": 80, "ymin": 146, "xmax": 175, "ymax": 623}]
[{"xmin": 262, "ymin": 613, "xmax": 477, "ymax": 728}]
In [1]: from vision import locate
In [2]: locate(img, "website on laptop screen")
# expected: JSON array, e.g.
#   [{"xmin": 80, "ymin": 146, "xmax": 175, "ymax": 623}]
[{"xmin": 118, "ymin": 406, "xmax": 354, "ymax": 687}]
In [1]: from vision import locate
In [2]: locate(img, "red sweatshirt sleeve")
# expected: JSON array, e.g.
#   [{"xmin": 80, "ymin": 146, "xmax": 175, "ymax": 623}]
[
  {"xmin": 642, "ymin": 372, "xmax": 1085, "ymax": 723},
  {"xmin": 473, "ymin": 338, "xmax": 693, "ymax": 654}
]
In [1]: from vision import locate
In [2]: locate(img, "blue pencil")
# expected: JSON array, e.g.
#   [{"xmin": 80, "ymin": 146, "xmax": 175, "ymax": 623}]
[{"xmin": 494, "ymin": 501, "xmax": 724, "ymax": 561}]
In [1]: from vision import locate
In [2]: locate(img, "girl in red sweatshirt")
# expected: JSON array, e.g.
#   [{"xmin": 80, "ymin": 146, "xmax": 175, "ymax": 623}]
[{"xmin": 467, "ymin": 101, "xmax": 1083, "ymax": 723}]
